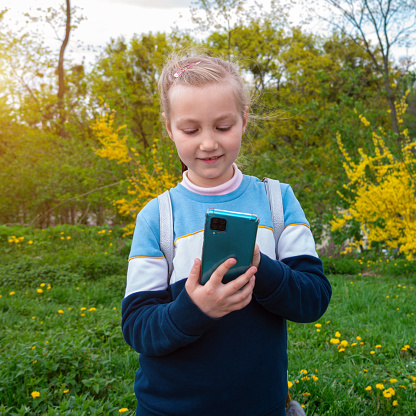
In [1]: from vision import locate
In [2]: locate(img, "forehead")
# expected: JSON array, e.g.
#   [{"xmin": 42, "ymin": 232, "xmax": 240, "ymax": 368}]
[{"xmin": 168, "ymin": 83, "xmax": 241, "ymax": 122}]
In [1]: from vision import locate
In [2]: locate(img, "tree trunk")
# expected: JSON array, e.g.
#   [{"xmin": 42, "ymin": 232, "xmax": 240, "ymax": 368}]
[{"xmin": 57, "ymin": 0, "xmax": 71, "ymax": 137}]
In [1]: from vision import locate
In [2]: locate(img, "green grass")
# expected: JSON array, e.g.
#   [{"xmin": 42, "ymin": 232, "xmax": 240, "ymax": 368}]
[{"xmin": 0, "ymin": 225, "xmax": 415, "ymax": 415}]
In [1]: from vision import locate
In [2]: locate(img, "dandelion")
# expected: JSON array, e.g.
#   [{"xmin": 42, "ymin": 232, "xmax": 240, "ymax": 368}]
[
  {"xmin": 365, "ymin": 386, "xmax": 372, "ymax": 391},
  {"xmin": 89, "ymin": 307, "xmax": 96, "ymax": 312},
  {"xmin": 312, "ymin": 376, "xmax": 319, "ymax": 381},
  {"xmin": 302, "ymin": 392, "xmax": 311, "ymax": 396},
  {"xmin": 31, "ymin": 391, "xmax": 41, "ymax": 398},
  {"xmin": 393, "ymin": 400, "xmax": 398, "ymax": 406},
  {"xmin": 40, "ymin": 283, "xmax": 45, "ymax": 287},
  {"xmin": 9, "ymin": 292, "xmax": 15, "ymax": 295},
  {"xmin": 80, "ymin": 307, "xmax": 87, "ymax": 311},
  {"xmin": 63, "ymin": 389, "xmax": 69, "ymax": 393},
  {"xmin": 288, "ymin": 381, "xmax": 293, "ymax": 388},
  {"xmin": 32, "ymin": 346, "xmax": 36, "ymax": 350},
  {"xmin": 300, "ymin": 369, "xmax": 308, "ymax": 375},
  {"xmin": 28, "ymin": 240, "xmax": 33, "ymax": 245},
  {"xmin": 340, "ymin": 340, "xmax": 348, "ymax": 347},
  {"xmin": 376, "ymin": 384, "xmax": 385, "ymax": 390},
  {"xmin": 330, "ymin": 338, "xmax": 340, "ymax": 344},
  {"xmin": 356, "ymin": 336, "xmax": 361, "ymax": 341},
  {"xmin": 338, "ymin": 348, "xmax": 345, "ymax": 352},
  {"xmin": 375, "ymin": 345, "xmax": 381, "ymax": 348},
  {"xmin": 37, "ymin": 289, "xmax": 43, "ymax": 294},
  {"xmin": 67, "ymin": 236, "xmax": 71, "ymax": 240},
  {"xmin": 335, "ymin": 331, "xmax": 341, "ymax": 338},
  {"xmin": 390, "ymin": 379, "xmax": 398, "ymax": 383},
  {"xmin": 315, "ymin": 323, "xmax": 322, "ymax": 328},
  {"xmin": 119, "ymin": 409, "xmax": 129, "ymax": 413},
  {"xmin": 370, "ymin": 351, "xmax": 375, "ymax": 355},
  {"xmin": 58, "ymin": 310, "xmax": 64, "ymax": 314},
  {"xmin": 383, "ymin": 387, "xmax": 395, "ymax": 398}
]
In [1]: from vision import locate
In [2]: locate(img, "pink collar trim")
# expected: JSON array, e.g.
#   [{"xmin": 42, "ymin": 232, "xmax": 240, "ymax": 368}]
[{"xmin": 181, "ymin": 164, "xmax": 243, "ymax": 195}]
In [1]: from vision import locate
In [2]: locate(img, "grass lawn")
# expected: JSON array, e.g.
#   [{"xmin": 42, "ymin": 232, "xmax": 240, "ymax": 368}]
[{"xmin": 0, "ymin": 225, "xmax": 415, "ymax": 415}]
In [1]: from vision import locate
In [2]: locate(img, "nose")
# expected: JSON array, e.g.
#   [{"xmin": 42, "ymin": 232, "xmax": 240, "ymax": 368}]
[{"xmin": 199, "ymin": 131, "xmax": 219, "ymax": 152}]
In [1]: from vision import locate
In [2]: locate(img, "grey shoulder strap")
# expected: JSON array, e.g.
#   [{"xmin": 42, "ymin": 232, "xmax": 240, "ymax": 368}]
[
  {"xmin": 157, "ymin": 190, "xmax": 174, "ymax": 282},
  {"xmin": 263, "ymin": 178, "xmax": 285, "ymax": 259}
]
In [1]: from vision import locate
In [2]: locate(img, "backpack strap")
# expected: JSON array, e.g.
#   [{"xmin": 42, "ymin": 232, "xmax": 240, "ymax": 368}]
[
  {"xmin": 157, "ymin": 190, "xmax": 174, "ymax": 283},
  {"xmin": 263, "ymin": 178, "xmax": 285, "ymax": 259}
]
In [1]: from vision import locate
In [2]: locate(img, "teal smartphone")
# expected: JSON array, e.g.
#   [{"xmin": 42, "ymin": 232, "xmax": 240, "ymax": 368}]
[{"xmin": 200, "ymin": 209, "xmax": 259, "ymax": 285}]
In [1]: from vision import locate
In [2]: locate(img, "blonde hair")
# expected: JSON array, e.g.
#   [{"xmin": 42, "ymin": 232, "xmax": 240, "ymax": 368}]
[{"xmin": 158, "ymin": 54, "xmax": 251, "ymax": 122}]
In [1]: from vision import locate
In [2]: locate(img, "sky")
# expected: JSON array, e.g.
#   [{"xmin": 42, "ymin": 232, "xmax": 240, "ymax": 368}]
[
  {"xmin": 2, "ymin": 0, "xmax": 322, "ymax": 66},
  {"xmin": 1, "ymin": 0, "xmax": 413, "ymax": 68}
]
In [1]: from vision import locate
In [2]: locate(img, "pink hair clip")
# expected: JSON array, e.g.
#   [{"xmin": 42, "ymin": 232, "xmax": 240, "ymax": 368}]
[{"xmin": 174, "ymin": 61, "xmax": 202, "ymax": 78}]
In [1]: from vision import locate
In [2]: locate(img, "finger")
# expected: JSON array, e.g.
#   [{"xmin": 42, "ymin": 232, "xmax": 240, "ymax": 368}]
[
  {"xmin": 186, "ymin": 258, "xmax": 201, "ymax": 291},
  {"xmin": 252, "ymin": 244, "xmax": 260, "ymax": 268},
  {"xmin": 226, "ymin": 266, "xmax": 257, "ymax": 293},
  {"xmin": 208, "ymin": 257, "xmax": 237, "ymax": 286},
  {"xmin": 227, "ymin": 276, "xmax": 255, "ymax": 308}
]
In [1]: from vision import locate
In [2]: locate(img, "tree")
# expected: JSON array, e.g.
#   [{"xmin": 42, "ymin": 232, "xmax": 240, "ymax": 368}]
[
  {"xmin": 331, "ymin": 91, "xmax": 416, "ymax": 259},
  {"xmin": 314, "ymin": 0, "xmax": 416, "ymax": 140},
  {"xmin": 89, "ymin": 32, "xmax": 194, "ymax": 149}
]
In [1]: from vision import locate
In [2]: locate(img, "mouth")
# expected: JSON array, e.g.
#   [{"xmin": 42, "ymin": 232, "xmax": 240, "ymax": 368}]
[{"xmin": 199, "ymin": 155, "xmax": 223, "ymax": 164}]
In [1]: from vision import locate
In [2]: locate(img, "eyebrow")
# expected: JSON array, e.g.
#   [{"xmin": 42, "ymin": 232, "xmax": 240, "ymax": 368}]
[{"xmin": 176, "ymin": 113, "xmax": 238, "ymax": 124}]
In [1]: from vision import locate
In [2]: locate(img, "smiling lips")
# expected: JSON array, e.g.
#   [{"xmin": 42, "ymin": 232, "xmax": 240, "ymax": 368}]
[{"xmin": 199, "ymin": 155, "xmax": 223, "ymax": 164}]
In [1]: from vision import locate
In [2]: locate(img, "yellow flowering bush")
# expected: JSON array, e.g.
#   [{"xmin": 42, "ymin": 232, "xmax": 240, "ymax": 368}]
[
  {"xmin": 331, "ymin": 91, "xmax": 416, "ymax": 260},
  {"xmin": 91, "ymin": 110, "xmax": 180, "ymax": 235}
]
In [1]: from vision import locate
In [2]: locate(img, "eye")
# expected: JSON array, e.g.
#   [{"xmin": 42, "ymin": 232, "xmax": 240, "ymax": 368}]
[
  {"xmin": 217, "ymin": 126, "xmax": 231, "ymax": 132},
  {"xmin": 183, "ymin": 129, "xmax": 198, "ymax": 135}
]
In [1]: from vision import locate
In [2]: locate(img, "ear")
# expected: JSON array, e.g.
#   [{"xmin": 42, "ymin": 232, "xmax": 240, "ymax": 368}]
[
  {"xmin": 162, "ymin": 112, "xmax": 173, "ymax": 141},
  {"xmin": 242, "ymin": 106, "xmax": 249, "ymax": 135}
]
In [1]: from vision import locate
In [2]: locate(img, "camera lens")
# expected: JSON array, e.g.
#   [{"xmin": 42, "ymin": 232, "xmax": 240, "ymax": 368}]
[{"xmin": 211, "ymin": 217, "xmax": 226, "ymax": 231}]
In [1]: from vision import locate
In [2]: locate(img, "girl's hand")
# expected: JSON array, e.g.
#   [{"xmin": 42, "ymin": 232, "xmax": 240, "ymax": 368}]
[
  {"xmin": 252, "ymin": 243, "xmax": 261, "ymax": 269},
  {"xmin": 185, "ymin": 258, "xmax": 256, "ymax": 319}
]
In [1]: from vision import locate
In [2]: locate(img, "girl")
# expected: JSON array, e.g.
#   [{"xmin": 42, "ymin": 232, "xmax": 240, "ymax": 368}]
[{"xmin": 122, "ymin": 54, "xmax": 332, "ymax": 416}]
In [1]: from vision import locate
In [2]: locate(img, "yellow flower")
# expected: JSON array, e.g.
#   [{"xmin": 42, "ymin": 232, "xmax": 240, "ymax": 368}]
[
  {"xmin": 330, "ymin": 338, "xmax": 340, "ymax": 344},
  {"xmin": 40, "ymin": 283, "xmax": 45, "ymax": 287},
  {"xmin": 89, "ymin": 307, "xmax": 96, "ymax": 312},
  {"xmin": 67, "ymin": 236, "xmax": 71, "ymax": 240},
  {"xmin": 356, "ymin": 336, "xmax": 361, "ymax": 341},
  {"xmin": 370, "ymin": 351, "xmax": 375, "ymax": 355},
  {"xmin": 383, "ymin": 387, "xmax": 395, "ymax": 398},
  {"xmin": 340, "ymin": 340, "xmax": 349, "ymax": 347},
  {"xmin": 393, "ymin": 400, "xmax": 398, "ymax": 406},
  {"xmin": 32, "ymin": 346, "xmax": 36, "ymax": 350},
  {"xmin": 376, "ymin": 384, "xmax": 385, "ymax": 390},
  {"xmin": 58, "ymin": 310, "xmax": 64, "ymax": 314},
  {"xmin": 119, "ymin": 409, "xmax": 129, "ymax": 413},
  {"xmin": 28, "ymin": 240, "xmax": 33, "ymax": 245},
  {"xmin": 288, "ymin": 381, "xmax": 293, "ymax": 388},
  {"xmin": 375, "ymin": 345, "xmax": 381, "ymax": 348},
  {"xmin": 335, "ymin": 331, "xmax": 341, "ymax": 338},
  {"xmin": 9, "ymin": 292, "xmax": 15, "ymax": 295},
  {"xmin": 390, "ymin": 379, "xmax": 398, "ymax": 383},
  {"xmin": 300, "ymin": 369, "xmax": 308, "ymax": 375},
  {"xmin": 31, "ymin": 391, "xmax": 41, "ymax": 398},
  {"xmin": 63, "ymin": 389, "xmax": 69, "ymax": 393},
  {"xmin": 315, "ymin": 323, "xmax": 322, "ymax": 328},
  {"xmin": 338, "ymin": 348, "xmax": 345, "ymax": 352},
  {"xmin": 80, "ymin": 307, "xmax": 87, "ymax": 311},
  {"xmin": 302, "ymin": 392, "xmax": 311, "ymax": 396},
  {"xmin": 312, "ymin": 376, "xmax": 319, "ymax": 381},
  {"xmin": 365, "ymin": 386, "xmax": 372, "ymax": 391},
  {"xmin": 37, "ymin": 289, "xmax": 43, "ymax": 294}
]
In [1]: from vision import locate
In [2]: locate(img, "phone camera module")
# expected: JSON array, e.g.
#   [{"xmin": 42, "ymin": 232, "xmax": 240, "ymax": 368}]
[{"xmin": 210, "ymin": 217, "xmax": 226, "ymax": 232}]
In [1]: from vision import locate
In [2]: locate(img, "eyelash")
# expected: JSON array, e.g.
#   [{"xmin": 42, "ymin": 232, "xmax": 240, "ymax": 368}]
[{"xmin": 182, "ymin": 126, "xmax": 231, "ymax": 135}]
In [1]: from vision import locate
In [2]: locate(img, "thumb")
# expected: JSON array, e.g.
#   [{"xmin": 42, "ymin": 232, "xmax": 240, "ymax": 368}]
[{"xmin": 186, "ymin": 258, "xmax": 201, "ymax": 291}]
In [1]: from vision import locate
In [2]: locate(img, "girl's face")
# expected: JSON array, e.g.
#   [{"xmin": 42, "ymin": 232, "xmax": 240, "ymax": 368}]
[{"xmin": 164, "ymin": 82, "xmax": 247, "ymax": 188}]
